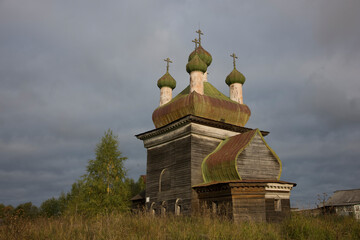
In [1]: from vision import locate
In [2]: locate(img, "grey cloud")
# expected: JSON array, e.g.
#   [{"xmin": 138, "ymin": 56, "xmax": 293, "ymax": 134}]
[
  {"xmin": 0, "ymin": 0, "xmax": 359, "ymax": 208},
  {"xmin": 302, "ymin": 76, "xmax": 360, "ymax": 128},
  {"xmin": 314, "ymin": 0, "xmax": 360, "ymax": 57}
]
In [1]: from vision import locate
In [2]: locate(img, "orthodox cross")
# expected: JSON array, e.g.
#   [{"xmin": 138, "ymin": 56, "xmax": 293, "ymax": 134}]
[
  {"xmin": 230, "ymin": 53, "xmax": 238, "ymax": 68},
  {"xmin": 164, "ymin": 57, "xmax": 172, "ymax": 72},
  {"xmin": 192, "ymin": 38, "xmax": 200, "ymax": 50},
  {"xmin": 196, "ymin": 29, "xmax": 203, "ymax": 46}
]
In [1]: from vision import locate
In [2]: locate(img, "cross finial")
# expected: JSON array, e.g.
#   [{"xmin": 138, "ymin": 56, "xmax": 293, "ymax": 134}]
[
  {"xmin": 192, "ymin": 38, "xmax": 200, "ymax": 50},
  {"xmin": 230, "ymin": 53, "xmax": 238, "ymax": 69},
  {"xmin": 164, "ymin": 57, "xmax": 172, "ymax": 72},
  {"xmin": 196, "ymin": 29, "xmax": 203, "ymax": 46}
]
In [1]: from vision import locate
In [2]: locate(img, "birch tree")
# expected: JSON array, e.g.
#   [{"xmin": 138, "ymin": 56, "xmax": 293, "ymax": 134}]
[{"xmin": 75, "ymin": 129, "xmax": 130, "ymax": 215}]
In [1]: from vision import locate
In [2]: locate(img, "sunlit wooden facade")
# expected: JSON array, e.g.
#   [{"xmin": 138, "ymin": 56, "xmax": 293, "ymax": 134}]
[{"xmin": 135, "ymin": 31, "xmax": 295, "ymax": 222}]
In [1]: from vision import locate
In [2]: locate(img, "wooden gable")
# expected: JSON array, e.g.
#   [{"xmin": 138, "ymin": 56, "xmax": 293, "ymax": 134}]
[
  {"xmin": 202, "ymin": 129, "xmax": 281, "ymax": 183},
  {"xmin": 236, "ymin": 131, "xmax": 281, "ymax": 180}
]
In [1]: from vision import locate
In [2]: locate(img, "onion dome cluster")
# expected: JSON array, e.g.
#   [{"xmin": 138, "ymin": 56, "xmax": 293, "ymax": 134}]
[
  {"xmin": 188, "ymin": 45, "xmax": 212, "ymax": 67},
  {"xmin": 157, "ymin": 71, "xmax": 176, "ymax": 89},
  {"xmin": 186, "ymin": 54, "xmax": 208, "ymax": 73},
  {"xmin": 153, "ymin": 31, "xmax": 251, "ymax": 128}
]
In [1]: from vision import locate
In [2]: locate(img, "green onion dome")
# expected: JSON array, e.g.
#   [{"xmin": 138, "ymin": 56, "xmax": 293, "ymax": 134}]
[
  {"xmin": 188, "ymin": 46, "xmax": 212, "ymax": 66},
  {"xmin": 157, "ymin": 71, "xmax": 176, "ymax": 89},
  {"xmin": 225, "ymin": 68, "xmax": 246, "ymax": 86},
  {"xmin": 186, "ymin": 54, "xmax": 208, "ymax": 74}
]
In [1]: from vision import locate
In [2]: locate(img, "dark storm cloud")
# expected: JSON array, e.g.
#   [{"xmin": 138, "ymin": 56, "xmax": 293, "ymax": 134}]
[
  {"xmin": 314, "ymin": 0, "xmax": 360, "ymax": 57},
  {"xmin": 0, "ymin": 0, "xmax": 359, "ymax": 207}
]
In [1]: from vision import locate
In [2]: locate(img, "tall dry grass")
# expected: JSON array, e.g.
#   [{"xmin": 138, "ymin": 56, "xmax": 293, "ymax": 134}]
[{"xmin": 0, "ymin": 212, "xmax": 359, "ymax": 240}]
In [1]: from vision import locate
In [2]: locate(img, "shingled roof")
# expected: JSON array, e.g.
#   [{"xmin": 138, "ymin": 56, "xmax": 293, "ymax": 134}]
[
  {"xmin": 324, "ymin": 189, "xmax": 360, "ymax": 207},
  {"xmin": 201, "ymin": 129, "xmax": 281, "ymax": 183},
  {"xmin": 152, "ymin": 82, "xmax": 251, "ymax": 128},
  {"xmin": 130, "ymin": 190, "xmax": 146, "ymax": 202}
]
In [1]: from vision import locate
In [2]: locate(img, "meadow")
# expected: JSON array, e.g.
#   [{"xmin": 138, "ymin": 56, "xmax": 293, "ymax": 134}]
[{"xmin": 1, "ymin": 212, "xmax": 359, "ymax": 240}]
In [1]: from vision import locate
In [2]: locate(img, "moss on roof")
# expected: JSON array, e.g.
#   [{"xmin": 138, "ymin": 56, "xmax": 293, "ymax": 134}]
[
  {"xmin": 188, "ymin": 45, "xmax": 212, "ymax": 67},
  {"xmin": 186, "ymin": 54, "xmax": 207, "ymax": 73},
  {"xmin": 152, "ymin": 82, "xmax": 251, "ymax": 128},
  {"xmin": 201, "ymin": 129, "xmax": 282, "ymax": 183},
  {"xmin": 157, "ymin": 71, "xmax": 176, "ymax": 89},
  {"xmin": 225, "ymin": 68, "xmax": 246, "ymax": 86},
  {"xmin": 172, "ymin": 82, "xmax": 232, "ymax": 102}
]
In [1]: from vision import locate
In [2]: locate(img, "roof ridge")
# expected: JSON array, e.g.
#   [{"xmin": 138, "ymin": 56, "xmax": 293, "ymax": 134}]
[
  {"xmin": 171, "ymin": 82, "xmax": 235, "ymax": 102},
  {"xmin": 334, "ymin": 189, "xmax": 360, "ymax": 192}
]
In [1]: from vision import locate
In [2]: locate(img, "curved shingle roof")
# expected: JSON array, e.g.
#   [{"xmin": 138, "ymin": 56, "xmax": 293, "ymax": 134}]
[
  {"xmin": 202, "ymin": 129, "xmax": 282, "ymax": 183},
  {"xmin": 152, "ymin": 82, "xmax": 251, "ymax": 128}
]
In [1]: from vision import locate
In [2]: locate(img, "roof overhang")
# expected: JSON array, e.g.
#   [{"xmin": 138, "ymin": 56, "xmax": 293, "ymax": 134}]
[
  {"xmin": 136, "ymin": 115, "xmax": 269, "ymax": 141},
  {"xmin": 192, "ymin": 179, "xmax": 297, "ymax": 189}
]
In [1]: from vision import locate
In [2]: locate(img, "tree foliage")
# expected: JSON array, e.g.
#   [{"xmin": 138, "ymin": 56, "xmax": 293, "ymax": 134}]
[
  {"xmin": 67, "ymin": 129, "xmax": 130, "ymax": 215},
  {"xmin": 14, "ymin": 202, "xmax": 39, "ymax": 218},
  {"xmin": 10, "ymin": 129, "xmax": 139, "ymax": 217},
  {"xmin": 127, "ymin": 175, "xmax": 146, "ymax": 198},
  {"xmin": 0, "ymin": 204, "xmax": 14, "ymax": 218},
  {"xmin": 40, "ymin": 193, "xmax": 67, "ymax": 217}
]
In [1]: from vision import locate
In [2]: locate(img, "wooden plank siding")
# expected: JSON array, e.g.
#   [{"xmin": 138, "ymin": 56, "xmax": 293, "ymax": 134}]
[
  {"xmin": 137, "ymin": 116, "xmax": 294, "ymax": 221},
  {"xmin": 237, "ymin": 133, "xmax": 280, "ymax": 180},
  {"xmin": 194, "ymin": 182, "xmax": 293, "ymax": 222},
  {"xmin": 146, "ymin": 135, "xmax": 192, "ymax": 214},
  {"xmin": 232, "ymin": 198, "xmax": 266, "ymax": 222},
  {"xmin": 231, "ymin": 183, "xmax": 267, "ymax": 222},
  {"xmin": 190, "ymin": 134, "xmax": 222, "ymax": 209},
  {"xmin": 265, "ymin": 199, "xmax": 291, "ymax": 222},
  {"xmin": 142, "ymin": 119, "xmax": 243, "ymax": 215}
]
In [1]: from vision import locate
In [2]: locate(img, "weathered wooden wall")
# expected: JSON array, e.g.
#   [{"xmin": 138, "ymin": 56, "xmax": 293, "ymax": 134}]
[
  {"xmin": 237, "ymin": 133, "xmax": 280, "ymax": 180},
  {"xmin": 145, "ymin": 130, "xmax": 227, "ymax": 214},
  {"xmin": 190, "ymin": 134, "xmax": 221, "ymax": 209},
  {"xmin": 146, "ymin": 135, "xmax": 192, "ymax": 214},
  {"xmin": 265, "ymin": 199, "xmax": 291, "ymax": 222},
  {"xmin": 194, "ymin": 181, "xmax": 294, "ymax": 222},
  {"xmin": 195, "ymin": 184, "xmax": 233, "ymax": 218},
  {"xmin": 140, "ymin": 116, "xmax": 248, "ymax": 215},
  {"xmin": 196, "ymin": 183, "xmax": 267, "ymax": 222},
  {"xmin": 231, "ymin": 185, "xmax": 266, "ymax": 222},
  {"xmin": 136, "ymin": 115, "xmax": 289, "ymax": 218}
]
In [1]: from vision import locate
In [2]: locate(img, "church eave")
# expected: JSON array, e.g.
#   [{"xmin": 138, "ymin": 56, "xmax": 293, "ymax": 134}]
[
  {"xmin": 135, "ymin": 115, "xmax": 269, "ymax": 141},
  {"xmin": 192, "ymin": 179, "xmax": 297, "ymax": 190},
  {"xmin": 152, "ymin": 91, "xmax": 251, "ymax": 128}
]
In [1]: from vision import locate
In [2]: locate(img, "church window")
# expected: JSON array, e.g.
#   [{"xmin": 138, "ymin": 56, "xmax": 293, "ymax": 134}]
[
  {"xmin": 159, "ymin": 168, "xmax": 171, "ymax": 192},
  {"xmin": 274, "ymin": 199, "xmax": 281, "ymax": 211}
]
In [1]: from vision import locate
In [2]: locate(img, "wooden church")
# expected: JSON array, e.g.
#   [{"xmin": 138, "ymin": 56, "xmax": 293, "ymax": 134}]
[{"xmin": 135, "ymin": 30, "xmax": 296, "ymax": 222}]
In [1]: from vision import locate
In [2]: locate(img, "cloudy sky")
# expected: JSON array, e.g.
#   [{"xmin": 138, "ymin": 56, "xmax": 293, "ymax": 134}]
[{"xmin": 1, "ymin": 0, "xmax": 359, "ymax": 208}]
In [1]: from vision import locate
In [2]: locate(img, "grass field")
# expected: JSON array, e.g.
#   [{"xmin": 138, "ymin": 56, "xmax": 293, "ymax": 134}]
[{"xmin": 1, "ymin": 212, "xmax": 359, "ymax": 240}]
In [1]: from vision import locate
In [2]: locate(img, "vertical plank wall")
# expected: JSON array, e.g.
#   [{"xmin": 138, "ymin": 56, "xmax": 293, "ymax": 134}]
[
  {"xmin": 237, "ymin": 133, "xmax": 280, "ymax": 180},
  {"xmin": 146, "ymin": 135, "xmax": 192, "ymax": 214}
]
